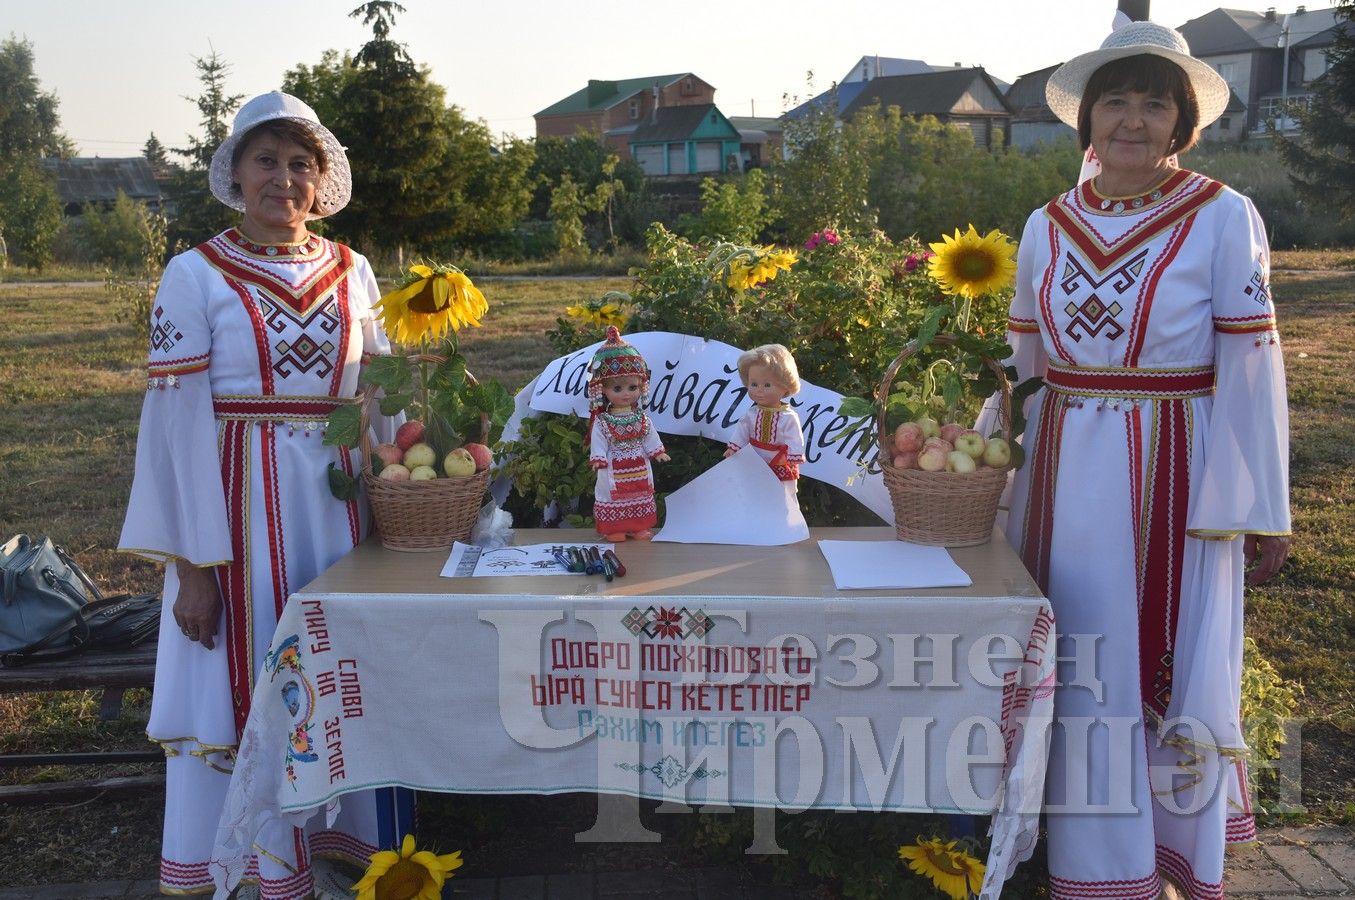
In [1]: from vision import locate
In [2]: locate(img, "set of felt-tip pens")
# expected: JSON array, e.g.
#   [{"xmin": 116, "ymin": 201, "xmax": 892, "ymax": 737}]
[{"xmin": 550, "ymin": 545, "xmax": 626, "ymax": 581}]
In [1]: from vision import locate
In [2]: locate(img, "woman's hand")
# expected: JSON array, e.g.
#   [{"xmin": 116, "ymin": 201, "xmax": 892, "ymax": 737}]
[
  {"xmin": 173, "ymin": 560, "xmax": 223, "ymax": 649},
  {"xmin": 1243, "ymin": 534, "xmax": 1291, "ymax": 585}
]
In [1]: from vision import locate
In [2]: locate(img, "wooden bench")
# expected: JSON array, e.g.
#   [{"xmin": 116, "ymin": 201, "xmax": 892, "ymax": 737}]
[{"xmin": 0, "ymin": 645, "xmax": 165, "ymax": 804}]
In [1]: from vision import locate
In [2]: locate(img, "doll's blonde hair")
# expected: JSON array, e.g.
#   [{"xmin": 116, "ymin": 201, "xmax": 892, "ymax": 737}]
[{"xmin": 737, "ymin": 344, "xmax": 800, "ymax": 396}]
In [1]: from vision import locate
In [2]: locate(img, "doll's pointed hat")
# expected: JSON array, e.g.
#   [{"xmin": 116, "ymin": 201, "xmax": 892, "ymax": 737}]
[{"xmin": 586, "ymin": 326, "xmax": 649, "ymax": 413}]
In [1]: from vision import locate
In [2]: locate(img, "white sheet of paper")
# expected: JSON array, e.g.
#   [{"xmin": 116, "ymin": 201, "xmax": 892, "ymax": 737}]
[
  {"xmin": 816, "ymin": 539, "xmax": 973, "ymax": 590},
  {"xmin": 654, "ymin": 445, "xmax": 809, "ymax": 545},
  {"xmin": 440, "ymin": 542, "xmax": 615, "ymax": 578}
]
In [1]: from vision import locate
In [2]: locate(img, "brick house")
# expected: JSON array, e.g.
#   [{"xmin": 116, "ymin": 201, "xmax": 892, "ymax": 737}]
[{"xmin": 534, "ymin": 74, "xmax": 716, "ymax": 154}]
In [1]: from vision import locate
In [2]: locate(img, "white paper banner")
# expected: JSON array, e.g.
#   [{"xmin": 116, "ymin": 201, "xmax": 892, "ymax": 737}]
[{"xmin": 502, "ymin": 332, "xmax": 892, "ymax": 522}]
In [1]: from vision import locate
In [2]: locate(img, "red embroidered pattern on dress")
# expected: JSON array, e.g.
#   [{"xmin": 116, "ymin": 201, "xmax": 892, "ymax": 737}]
[
  {"xmin": 1122, "ymin": 220, "xmax": 1193, "ymax": 367},
  {"xmin": 148, "ymin": 353, "xmax": 210, "ymax": 377},
  {"xmin": 1049, "ymin": 870, "xmax": 1161, "ymax": 899},
  {"xmin": 1156, "ymin": 844, "xmax": 1224, "ymax": 900},
  {"xmin": 197, "ymin": 236, "xmax": 353, "ymax": 314},
  {"xmin": 218, "ymin": 420, "xmax": 254, "ymax": 736},
  {"xmin": 1046, "ymin": 173, "xmax": 1224, "ymax": 273}
]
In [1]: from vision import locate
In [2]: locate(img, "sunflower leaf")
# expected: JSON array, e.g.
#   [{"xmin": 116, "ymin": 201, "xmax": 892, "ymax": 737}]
[
  {"xmin": 361, "ymin": 355, "xmax": 413, "ymax": 394},
  {"xmin": 379, "ymin": 392, "xmax": 413, "ymax": 417},
  {"xmin": 326, "ymin": 463, "xmax": 360, "ymax": 501},
  {"xmin": 322, "ymin": 403, "xmax": 362, "ymax": 448}
]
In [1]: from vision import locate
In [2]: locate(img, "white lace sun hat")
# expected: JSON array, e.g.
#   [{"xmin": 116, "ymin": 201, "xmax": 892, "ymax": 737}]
[
  {"xmin": 1046, "ymin": 20, "xmax": 1231, "ymax": 129},
  {"xmin": 208, "ymin": 91, "xmax": 351, "ymax": 220}
]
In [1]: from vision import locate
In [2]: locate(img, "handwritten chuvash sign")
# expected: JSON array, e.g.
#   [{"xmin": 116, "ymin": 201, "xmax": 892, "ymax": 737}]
[{"xmin": 503, "ymin": 332, "xmax": 892, "ymax": 523}]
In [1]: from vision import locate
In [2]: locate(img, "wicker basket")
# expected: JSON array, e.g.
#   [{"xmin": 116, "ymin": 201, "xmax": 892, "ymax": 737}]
[
  {"xmin": 358, "ymin": 361, "xmax": 490, "ymax": 552},
  {"xmin": 877, "ymin": 333, "xmax": 1013, "ymax": 547}
]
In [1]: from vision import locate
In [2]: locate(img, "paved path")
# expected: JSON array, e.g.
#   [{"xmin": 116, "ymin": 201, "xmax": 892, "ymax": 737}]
[{"xmin": 3, "ymin": 826, "xmax": 1351, "ymax": 899}]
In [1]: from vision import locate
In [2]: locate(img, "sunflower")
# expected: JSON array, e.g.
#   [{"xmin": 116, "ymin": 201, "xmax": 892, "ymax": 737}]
[
  {"xmin": 354, "ymin": 834, "xmax": 464, "ymax": 900},
  {"xmin": 375, "ymin": 264, "xmax": 488, "ymax": 346},
  {"xmin": 898, "ymin": 836, "xmax": 985, "ymax": 900},
  {"xmin": 566, "ymin": 300, "xmax": 628, "ymax": 330},
  {"xmin": 727, "ymin": 247, "xmax": 798, "ymax": 291},
  {"xmin": 927, "ymin": 225, "xmax": 1016, "ymax": 299}
]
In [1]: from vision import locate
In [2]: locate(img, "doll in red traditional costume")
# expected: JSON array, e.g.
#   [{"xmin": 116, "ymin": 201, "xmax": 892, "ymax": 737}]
[
  {"xmin": 587, "ymin": 327, "xmax": 670, "ymax": 540},
  {"xmin": 725, "ymin": 344, "xmax": 805, "ymax": 499}
]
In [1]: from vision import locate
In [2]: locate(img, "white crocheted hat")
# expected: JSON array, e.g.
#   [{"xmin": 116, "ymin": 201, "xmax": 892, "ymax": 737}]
[
  {"xmin": 1046, "ymin": 20, "xmax": 1230, "ymax": 129},
  {"xmin": 208, "ymin": 92, "xmax": 351, "ymax": 220}
]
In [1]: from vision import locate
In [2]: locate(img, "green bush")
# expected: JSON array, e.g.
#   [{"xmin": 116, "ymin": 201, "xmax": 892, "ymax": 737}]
[
  {"xmin": 504, "ymin": 225, "xmax": 1013, "ymax": 527},
  {"xmin": 1240, "ymin": 635, "xmax": 1303, "ymax": 806},
  {"xmin": 79, "ymin": 191, "xmax": 164, "ymax": 272},
  {"xmin": 1188, "ymin": 140, "xmax": 1355, "ymax": 248}
]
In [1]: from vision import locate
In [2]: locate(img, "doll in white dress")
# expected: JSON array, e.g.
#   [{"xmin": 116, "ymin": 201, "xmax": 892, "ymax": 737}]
[{"xmin": 725, "ymin": 344, "xmax": 804, "ymax": 500}]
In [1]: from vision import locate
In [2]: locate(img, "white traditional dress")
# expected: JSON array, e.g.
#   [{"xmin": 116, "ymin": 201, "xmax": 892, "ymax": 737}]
[
  {"xmin": 726, "ymin": 403, "xmax": 805, "ymax": 501},
  {"xmin": 590, "ymin": 409, "xmax": 666, "ymax": 535},
  {"xmin": 119, "ymin": 228, "xmax": 400, "ymax": 898},
  {"xmin": 998, "ymin": 170, "xmax": 1290, "ymax": 899}
]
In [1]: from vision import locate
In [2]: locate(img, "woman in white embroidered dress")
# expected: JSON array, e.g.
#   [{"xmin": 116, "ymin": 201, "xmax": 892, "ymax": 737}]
[
  {"xmin": 999, "ymin": 23, "xmax": 1291, "ymax": 900},
  {"xmin": 120, "ymin": 93, "xmax": 398, "ymax": 899}
]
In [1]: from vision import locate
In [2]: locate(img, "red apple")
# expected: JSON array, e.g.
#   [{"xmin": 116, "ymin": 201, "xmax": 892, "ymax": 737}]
[
  {"xmin": 983, "ymin": 437, "xmax": 1012, "ymax": 468},
  {"xmin": 946, "ymin": 450, "xmax": 977, "ymax": 473},
  {"xmin": 373, "ymin": 442, "xmax": 403, "ymax": 467},
  {"xmin": 403, "ymin": 442, "xmax": 437, "ymax": 470},
  {"xmin": 378, "ymin": 463, "xmax": 411, "ymax": 481},
  {"xmin": 443, "ymin": 447, "xmax": 477, "ymax": 477},
  {"xmin": 939, "ymin": 423, "xmax": 965, "ymax": 444},
  {"xmin": 463, "ymin": 442, "xmax": 493, "ymax": 472},
  {"xmin": 954, "ymin": 430, "xmax": 986, "ymax": 459},
  {"xmin": 915, "ymin": 417, "xmax": 940, "ymax": 439},
  {"xmin": 409, "ymin": 465, "xmax": 439, "ymax": 481},
  {"xmin": 893, "ymin": 422, "xmax": 924, "ymax": 454},
  {"xmin": 395, "ymin": 420, "xmax": 425, "ymax": 451},
  {"xmin": 918, "ymin": 446, "xmax": 948, "ymax": 472},
  {"xmin": 892, "ymin": 451, "xmax": 919, "ymax": 470}
]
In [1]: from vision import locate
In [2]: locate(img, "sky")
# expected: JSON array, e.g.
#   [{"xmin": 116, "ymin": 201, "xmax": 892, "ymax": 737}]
[{"xmin": 8, "ymin": 0, "xmax": 1253, "ymax": 158}]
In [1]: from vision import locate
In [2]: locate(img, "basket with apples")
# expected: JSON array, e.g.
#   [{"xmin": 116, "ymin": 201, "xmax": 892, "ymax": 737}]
[
  {"xmin": 877, "ymin": 333, "xmax": 1014, "ymax": 547},
  {"xmin": 324, "ymin": 263, "xmax": 513, "ymax": 551}
]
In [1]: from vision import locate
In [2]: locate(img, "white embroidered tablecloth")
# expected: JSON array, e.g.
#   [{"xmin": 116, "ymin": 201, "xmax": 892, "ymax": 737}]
[{"xmin": 213, "ymin": 529, "xmax": 1054, "ymax": 899}]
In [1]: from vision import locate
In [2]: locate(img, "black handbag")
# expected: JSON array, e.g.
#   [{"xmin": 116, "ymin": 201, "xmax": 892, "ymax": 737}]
[{"xmin": 0, "ymin": 534, "xmax": 161, "ymax": 667}]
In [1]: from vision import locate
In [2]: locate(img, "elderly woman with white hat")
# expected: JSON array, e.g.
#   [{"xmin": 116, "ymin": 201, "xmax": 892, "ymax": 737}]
[
  {"xmin": 997, "ymin": 21, "xmax": 1292, "ymax": 900},
  {"xmin": 119, "ymin": 92, "xmax": 401, "ymax": 898}
]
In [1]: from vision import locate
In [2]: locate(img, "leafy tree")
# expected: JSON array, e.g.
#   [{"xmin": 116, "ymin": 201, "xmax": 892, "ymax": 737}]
[
  {"xmin": 0, "ymin": 36, "xmax": 69, "ymax": 269},
  {"xmin": 167, "ymin": 50, "xmax": 244, "ymax": 249},
  {"xmin": 527, "ymin": 133, "xmax": 643, "ymax": 220},
  {"xmin": 771, "ymin": 83, "xmax": 889, "ymax": 242},
  {"xmin": 548, "ymin": 174, "xmax": 594, "ymax": 254},
  {"xmin": 1277, "ymin": 1, "xmax": 1355, "ymax": 221},
  {"xmin": 679, "ymin": 168, "xmax": 773, "ymax": 244},
  {"xmin": 285, "ymin": 7, "xmax": 534, "ymax": 260}
]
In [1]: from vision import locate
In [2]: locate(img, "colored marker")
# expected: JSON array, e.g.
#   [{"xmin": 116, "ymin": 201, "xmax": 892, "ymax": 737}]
[
  {"xmin": 603, "ymin": 549, "xmax": 626, "ymax": 577},
  {"xmin": 551, "ymin": 548, "xmax": 573, "ymax": 572}
]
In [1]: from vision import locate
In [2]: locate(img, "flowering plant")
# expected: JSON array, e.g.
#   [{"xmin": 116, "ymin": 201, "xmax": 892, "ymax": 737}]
[
  {"xmin": 898, "ymin": 834, "xmax": 985, "ymax": 899},
  {"xmin": 835, "ymin": 224, "xmax": 1020, "ymax": 445},
  {"xmin": 324, "ymin": 263, "xmax": 514, "ymax": 493},
  {"xmin": 354, "ymin": 833, "xmax": 463, "ymax": 900}
]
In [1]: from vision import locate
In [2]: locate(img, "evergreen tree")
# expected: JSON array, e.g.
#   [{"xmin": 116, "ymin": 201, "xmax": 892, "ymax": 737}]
[
  {"xmin": 143, "ymin": 132, "xmax": 173, "ymax": 178},
  {"xmin": 1277, "ymin": 2, "xmax": 1355, "ymax": 221},
  {"xmin": 167, "ymin": 50, "xmax": 244, "ymax": 248},
  {"xmin": 0, "ymin": 36, "xmax": 68, "ymax": 268},
  {"xmin": 301, "ymin": 3, "xmax": 534, "ymax": 261}
]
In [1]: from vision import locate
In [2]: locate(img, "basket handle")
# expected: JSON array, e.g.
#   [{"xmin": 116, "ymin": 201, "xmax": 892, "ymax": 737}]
[{"xmin": 875, "ymin": 332, "xmax": 1013, "ymax": 460}]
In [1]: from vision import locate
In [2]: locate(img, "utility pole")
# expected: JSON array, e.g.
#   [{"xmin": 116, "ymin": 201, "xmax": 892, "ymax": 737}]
[
  {"xmin": 1280, "ymin": 13, "xmax": 1293, "ymax": 131},
  {"xmin": 1118, "ymin": 0, "xmax": 1150, "ymax": 20}
]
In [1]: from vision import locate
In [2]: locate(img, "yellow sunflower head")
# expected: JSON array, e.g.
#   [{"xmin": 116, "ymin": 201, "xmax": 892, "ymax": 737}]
[
  {"xmin": 375, "ymin": 263, "xmax": 488, "ymax": 347},
  {"xmin": 897, "ymin": 836, "xmax": 985, "ymax": 900},
  {"xmin": 927, "ymin": 225, "xmax": 1016, "ymax": 299},
  {"xmin": 354, "ymin": 834, "xmax": 464, "ymax": 900}
]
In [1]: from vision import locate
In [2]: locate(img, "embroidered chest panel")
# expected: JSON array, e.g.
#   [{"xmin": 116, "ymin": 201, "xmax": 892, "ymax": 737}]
[
  {"xmin": 196, "ymin": 232, "xmax": 355, "ymax": 394},
  {"xmin": 602, "ymin": 411, "xmax": 649, "ymax": 451},
  {"xmin": 1039, "ymin": 172, "xmax": 1223, "ymax": 366}
]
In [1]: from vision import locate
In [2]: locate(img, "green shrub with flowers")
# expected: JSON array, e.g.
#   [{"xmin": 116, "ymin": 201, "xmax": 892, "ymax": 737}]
[{"xmin": 502, "ymin": 222, "xmax": 1018, "ymax": 527}]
